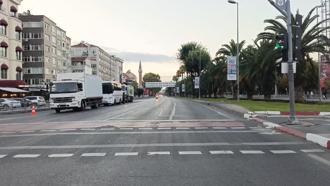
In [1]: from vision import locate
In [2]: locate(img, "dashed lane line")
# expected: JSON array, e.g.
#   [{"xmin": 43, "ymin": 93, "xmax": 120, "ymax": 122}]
[
  {"xmin": 48, "ymin": 154, "xmax": 74, "ymax": 158},
  {"xmin": 178, "ymin": 151, "xmax": 202, "ymax": 155},
  {"xmin": 147, "ymin": 151, "xmax": 171, "ymax": 155},
  {"xmin": 301, "ymin": 149, "xmax": 325, "ymax": 153},
  {"xmin": 13, "ymin": 154, "xmax": 40, "ymax": 158},
  {"xmin": 0, "ymin": 154, "xmax": 7, "ymax": 158},
  {"xmin": 209, "ymin": 151, "xmax": 234, "ymax": 155},
  {"xmin": 270, "ymin": 150, "xmax": 296, "ymax": 154},
  {"xmin": 115, "ymin": 152, "xmax": 139, "ymax": 156},
  {"xmin": 240, "ymin": 150, "xmax": 265, "ymax": 154},
  {"xmin": 169, "ymin": 102, "xmax": 176, "ymax": 121},
  {"xmin": 81, "ymin": 153, "xmax": 107, "ymax": 157},
  {"xmin": 213, "ymin": 127, "xmax": 227, "ymax": 130}
]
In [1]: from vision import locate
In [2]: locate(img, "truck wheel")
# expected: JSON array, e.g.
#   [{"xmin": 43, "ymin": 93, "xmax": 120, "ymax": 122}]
[
  {"xmin": 80, "ymin": 101, "xmax": 86, "ymax": 111},
  {"xmin": 55, "ymin": 109, "xmax": 61, "ymax": 113}
]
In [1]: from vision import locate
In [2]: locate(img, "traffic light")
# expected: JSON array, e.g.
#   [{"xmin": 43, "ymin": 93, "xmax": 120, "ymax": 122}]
[{"xmin": 275, "ymin": 33, "xmax": 288, "ymax": 62}]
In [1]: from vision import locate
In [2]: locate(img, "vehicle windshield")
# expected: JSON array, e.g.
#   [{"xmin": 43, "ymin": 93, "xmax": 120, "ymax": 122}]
[
  {"xmin": 51, "ymin": 82, "xmax": 80, "ymax": 94},
  {"xmin": 102, "ymin": 83, "xmax": 114, "ymax": 94}
]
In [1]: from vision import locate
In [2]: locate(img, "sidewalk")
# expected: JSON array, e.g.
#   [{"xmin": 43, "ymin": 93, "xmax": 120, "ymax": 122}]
[{"xmin": 0, "ymin": 106, "xmax": 50, "ymax": 115}]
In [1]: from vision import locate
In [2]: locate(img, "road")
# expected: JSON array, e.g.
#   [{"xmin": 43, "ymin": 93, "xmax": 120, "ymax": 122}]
[{"xmin": 0, "ymin": 97, "xmax": 329, "ymax": 186}]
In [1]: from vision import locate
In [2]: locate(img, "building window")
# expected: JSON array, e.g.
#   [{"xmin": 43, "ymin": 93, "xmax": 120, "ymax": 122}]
[
  {"xmin": 0, "ymin": 1, "xmax": 2, "ymax": 10},
  {"xmin": 10, "ymin": 6, "xmax": 18, "ymax": 17},
  {"xmin": 16, "ymin": 67, "xmax": 22, "ymax": 80},
  {"xmin": 16, "ymin": 47, "xmax": 23, "ymax": 60},
  {"xmin": 0, "ymin": 19, "xmax": 7, "ymax": 35},
  {"xmin": 0, "ymin": 42, "xmax": 8, "ymax": 57},
  {"xmin": 1, "ymin": 64, "xmax": 8, "ymax": 79}
]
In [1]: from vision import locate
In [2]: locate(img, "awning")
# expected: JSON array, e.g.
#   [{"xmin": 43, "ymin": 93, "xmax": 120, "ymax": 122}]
[
  {"xmin": 0, "ymin": 19, "xmax": 8, "ymax": 26},
  {"xmin": 16, "ymin": 66, "xmax": 22, "ymax": 72},
  {"xmin": 0, "ymin": 87, "xmax": 29, "ymax": 93},
  {"xmin": 16, "ymin": 46, "xmax": 23, "ymax": 52},
  {"xmin": 1, "ymin": 64, "xmax": 8, "ymax": 70},
  {"xmin": 0, "ymin": 41, "xmax": 8, "ymax": 48},
  {"xmin": 15, "ymin": 26, "xmax": 22, "ymax": 32},
  {"xmin": 10, "ymin": 6, "xmax": 17, "ymax": 13}
]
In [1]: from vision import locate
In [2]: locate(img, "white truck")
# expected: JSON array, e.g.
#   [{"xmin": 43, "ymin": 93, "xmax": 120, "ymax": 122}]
[
  {"xmin": 123, "ymin": 84, "xmax": 134, "ymax": 103},
  {"xmin": 50, "ymin": 73, "xmax": 103, "ymax": 113}
]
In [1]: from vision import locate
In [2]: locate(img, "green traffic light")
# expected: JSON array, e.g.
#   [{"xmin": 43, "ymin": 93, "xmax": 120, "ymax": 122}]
[{"xmin": 275, "ymin": 43, "xmax": 284, "ymax": 49}]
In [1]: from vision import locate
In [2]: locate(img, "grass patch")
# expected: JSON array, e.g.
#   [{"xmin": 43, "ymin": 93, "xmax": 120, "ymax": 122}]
[{"xmin": 202, "ymin": 98, "xmax": 330, "ymax": 112}]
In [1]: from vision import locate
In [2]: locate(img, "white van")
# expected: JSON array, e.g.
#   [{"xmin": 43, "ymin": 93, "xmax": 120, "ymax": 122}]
[{"xmin": 102, "ymin": 81, "xmax": 124, "ymax": 106}]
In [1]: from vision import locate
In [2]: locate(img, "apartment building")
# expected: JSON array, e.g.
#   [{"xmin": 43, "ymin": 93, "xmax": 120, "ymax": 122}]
[
  {"xmin": 71, "ymin": 41, "xmax": 123, "ymax": 81},
  {"xmin": 19, "ymin": 11, "xmax": 71, "ymax": 85},
  {"xmin": 0, "ymin": 0, "xmax": 23, "ymax": 81}
]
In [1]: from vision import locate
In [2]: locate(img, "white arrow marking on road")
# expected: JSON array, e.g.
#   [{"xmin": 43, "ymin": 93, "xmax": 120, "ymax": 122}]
[
  {"xmin": 240, "ymin": 150, "xmax": 265, "ymax": 154},
  {"xmin": 147, "ymin": 151, "xmax": 171, "ymax": 155},
  {"xmin": 210, "ymin": 151, "xmax": 234, "ymax": 155},
  {"xmin": 169, "ymin": 103, "xmax": 176, "ymax": 120},
  {"xmin": 270, "ymin": 150, "xmax": 296, "ymax": 154},
  {"xmin": 178, "ymin": 151, "xmax": 202, "ymax": 155},
  {"xmin": 14, "ymin": 154, "xmax": 40, "ymax": 158},
  {"xmin": 48, "ymin": 154, "xmax": 74, "ymax": 158},
  {"xmin": 115, "ymin": 152, "xmax": 138, "ymax": 156},
  {"xmin": 81, "ymin": 153, "xmax": 107, "ymax": 157},
  {"xmin": 301, "ymin": 149, "xmax": 325, "ymax": 153},
  {"xmin": 0, "ymin": 154, "xmax": 7, "ymax": 158}
]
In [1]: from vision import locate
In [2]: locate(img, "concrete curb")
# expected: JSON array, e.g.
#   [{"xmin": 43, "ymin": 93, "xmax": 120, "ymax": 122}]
[
  {"xmin": 0, "ymin": 107, "xmax": 50, "ymax": 115},
  {"xmin": 252, "ymin": 117, "xmax": 330, "ymax": 149}
]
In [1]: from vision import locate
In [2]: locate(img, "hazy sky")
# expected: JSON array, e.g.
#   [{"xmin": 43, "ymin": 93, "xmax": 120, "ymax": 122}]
[{"xmin": 20, "ymin": 0, "xmax": 323, "ymax": 81}]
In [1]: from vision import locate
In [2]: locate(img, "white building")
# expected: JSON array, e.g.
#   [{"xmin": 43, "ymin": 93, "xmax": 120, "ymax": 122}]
[
  {"xmin": 0, "ymin": 0, "xmax": 23, "ymax": 81},
  {"xmin": 71, "ymin": 42, "xmax": 123, "ymax": 81}
]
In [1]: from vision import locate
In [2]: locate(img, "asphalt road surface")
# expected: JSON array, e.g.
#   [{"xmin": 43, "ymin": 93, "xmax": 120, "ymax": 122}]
[{"xmin": 0, "ymin": 97, "xmax": 329, "ymax": 186}]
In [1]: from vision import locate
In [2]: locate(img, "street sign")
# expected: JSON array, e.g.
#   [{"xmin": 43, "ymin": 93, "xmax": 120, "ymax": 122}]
[
  {"xmin": 194, "ymin": 77, "xmax": 200, "ymax": 89},
  {"xmin": 227, "ymin": 56, "xmax": 237, "ymax": 81},
  {"xmin": 281, "ymin": 62, "xmax": 296, "ymax": 74},
  {"xmin": 145, "ymin": 82, "xmax": 176, "ymax": 88}
]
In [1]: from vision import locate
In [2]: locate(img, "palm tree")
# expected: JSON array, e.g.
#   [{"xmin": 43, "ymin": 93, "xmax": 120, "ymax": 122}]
[{"xmin": 257, "ymin": 7, "xmax": 330, "ymax": 101}]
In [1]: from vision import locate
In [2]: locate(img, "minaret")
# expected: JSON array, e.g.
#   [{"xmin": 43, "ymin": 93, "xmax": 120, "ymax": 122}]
[{"xmin": 138, "ymin": 61, "xmax": 143, "ymax": 87}]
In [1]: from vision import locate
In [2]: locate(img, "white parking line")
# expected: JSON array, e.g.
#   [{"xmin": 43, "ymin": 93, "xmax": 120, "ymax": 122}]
[
  {"xmin": 270, "ymin": 150, "xmax": 296, "ymax": 154},
  {"xmin": 147, "ymin": 151, "xmax": 171, "ymax": 155},
  {"xmin": 178, "ymin": 151, "xmax": 202, "ymax": 155},
  {"xmin": 210, "ymin": 151, "xmax": 234, "ymax": 155},
  {"xmin": 48, "ymin": 154, "xmax": 74, "ymax": 158},
  {"xmin": 301, "ymin": 149, "xmax": 325, "ymax": 153},
  {"xmin": 240, "ymin": 150, "xmax": 265, "ymax": 154},
  {"xmin": 81, "ymin": 153, "xmax": 107, "ymax": 157},
  {"xmin": 115, "ymin": 152, "xmax": 138, "ymax": 156},
  {"xmin": 14, "ymin": 154, "xmax": 40, "ymax": 158},
  {"xmin": 0, "ymin": 154, "xmax": 7, "ymax": 158}
]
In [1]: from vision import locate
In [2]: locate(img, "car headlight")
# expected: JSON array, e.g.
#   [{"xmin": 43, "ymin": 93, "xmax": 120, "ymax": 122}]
[{"xmin": 49, "ymin": 99, "xmax": 54, "ymax": 104}]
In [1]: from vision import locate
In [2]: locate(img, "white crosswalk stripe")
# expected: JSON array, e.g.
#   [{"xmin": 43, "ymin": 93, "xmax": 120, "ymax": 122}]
[
  {"xmin": 210, "ymin": 151, "xmax": 234, "ymax": 155},
  {"xmin": 147, "ymin": 151, "xmax": 171, "ymax": 155},
  {"xmin": 158, "ymin": 128, "xmax": 172, "ymax": 130},
  {"xmin": 178, "ymin": 151, "xmax": 202, "ymax": 155},
  {"xmin": 139, "ymin": 128, "xmax": 153, "ymax": 130},
  {"xmin": 240, "ymin": 150, "xmax": 265, "ymax": 154},
  {"xmin": 0, "ymin": 154, "xmax": 7, "ymax": 159},
  {"xmin": 270, "ymin": 150, "xmax": 296, "ymax": 154},
  {"xmin": 115, "ymin": 152, "xmax": 138, "ymax": 156},
  {"xmin": 81, "ymin": 153, "xmax": 107, "ymax": 157},
  {"xmin": 14, "ymin": 154, "xmax": 40, "ymax": 158},
  {"xmin": 301, "ymin": 149, "xmax": 325, "ymax": 153},
  {"xmin": 48, "ymin": 154, "xmax": 74, "ymax": 158}
]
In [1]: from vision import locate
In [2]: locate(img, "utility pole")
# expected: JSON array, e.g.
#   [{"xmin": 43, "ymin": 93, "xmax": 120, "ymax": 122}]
[
  {"xmin": 268, "ymin": 0, "xmax": 297, "ymax": 124},
  {"xmin": 199, "ymin": 51, "xmax": 201, "ymax": 100}
]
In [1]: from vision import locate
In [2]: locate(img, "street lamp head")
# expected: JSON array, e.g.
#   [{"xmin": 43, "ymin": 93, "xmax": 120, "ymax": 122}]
[{"xmin": 228, "ymin": 0, "xmax": 237, "ymax": 4}]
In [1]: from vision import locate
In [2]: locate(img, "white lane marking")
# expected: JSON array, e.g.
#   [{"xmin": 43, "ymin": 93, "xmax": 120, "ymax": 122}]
[
  {"xmin": 176, "ymin": 127, "xmax": 190, "ymax": 130},
  {"xmin": 178, "ymin": 151, "xmax": 202, "ymax": 155},
  {"xmin": 210, "ymin": 151, "xmax": 234, "ymax": 155},
  {"xmin": 139, "ymin": 128, "xmax": 153, "ymax": 130},
  {"xmin": 0, "ymin": 154, "xmax": 7, "ymax": 158},
  {"xmin": 99, "ymin": 128, "xmax": 115, "ymax": 131},
  {"xmin": 48, "ymin": 154, "xmax": 74, "ymax": 158},
  {"xmin": 240, "ymin": 150, "xmax": 265, "ymax": 154},
  {"xmin": 231, "ymin": 127, "xmax": 246, "ymax": 130},
  {"xmin": 301, "ymin": 149, "xmax": 325, "ymax": 153},
  {"xmin": 259, "ymin": 131, "xmax": 281, "ymax": 135},
  {"xmin": 195, "ymin": 127, "xmax": 209, "ymax": 130},
  {"xmin": 212, "ymin": 127, "xmax": 227, "ymax": 130},
  {"xmin": 158, "ymin": 108, "xmax": 163, "ymax": 117},
  {"xmin": 201, "ymin": 104, "xmax": 230, "ymax": 119},
  {"xmin": 270, "ymin": 150, "xmax": 296, "ymax": 154},
  {"xmin": 147, "ymin": 151, "xmax": 171, "ymax": 155},
  {"xmin": 308, "ymin": 154, "xmax": 330, "ymax": 167},
  {"xmin": 81, "ymin": 153, "xmax": 107, "ymax": 157},
  {"xmin": 40, "ymin": 130, "xmax": 57, "ymax": 133},
  {"xmin": 14, "ymin": 154, "xmax": 40, "ymax": 158},
  {"xmin": 20, "ymin": 131, "xmax": 36, "ymax": 133},
  {"xmin": 158, "ymin": 128, "xmax": 172, "ymax": 130},
  {"xmin": 119, "ymin": 128, "xmax": 134, "ymax": 130},
  {"xmin": 169, "ymin": 103, "xmax": 176, "ymax": 120},
  {"xmin": 80, "ymin": 128, "xmax": 96, "ymax": 131},
  {"xmin": 58, "ymin": 129, "xmax": 76, "ymax": 132},
  {"xmin": 115, "ymin": 152, "xmax": 138, "ymax": 156}
]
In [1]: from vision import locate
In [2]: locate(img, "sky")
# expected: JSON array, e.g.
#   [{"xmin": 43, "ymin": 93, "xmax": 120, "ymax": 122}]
[{"xmin": 20, "ymin": 0, "xmax": 323, "ymax": 81}]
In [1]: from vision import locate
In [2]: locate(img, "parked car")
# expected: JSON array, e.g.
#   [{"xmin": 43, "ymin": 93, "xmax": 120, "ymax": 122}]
[
  {"xmin": 0, "ymin": 98, "xmax": 21, "ymax": 111},
  {"xmin": 14, "ymin": 98, "xmax": 32, "ymax": 107},
  {"xmin": 24, "ymin": 96, "xmax": 46, "ymax": 106}
]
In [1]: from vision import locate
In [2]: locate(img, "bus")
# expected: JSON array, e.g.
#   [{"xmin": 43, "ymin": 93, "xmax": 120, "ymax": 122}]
[{"xmin": 102, "ymin": 81, "xmax": 124, "ymax": 106}]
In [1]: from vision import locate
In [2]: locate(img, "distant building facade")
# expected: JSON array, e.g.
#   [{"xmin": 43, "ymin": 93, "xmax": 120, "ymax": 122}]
[
  {"xmin": 122, "ymin": 70, "xmax": 137, "ymax": 83},
  {"xmin": 19, "ymin": 11, "xmax": 71, "ymax": 85},
  {"xmin": 0, "ymin": 0, "xmax": 23, "ymax": 81}
]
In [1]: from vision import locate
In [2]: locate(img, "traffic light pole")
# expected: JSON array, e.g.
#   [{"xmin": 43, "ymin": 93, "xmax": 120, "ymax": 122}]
[{"xmin": 286, "ymin": 0, "xmax": 298, "ymax": 124}]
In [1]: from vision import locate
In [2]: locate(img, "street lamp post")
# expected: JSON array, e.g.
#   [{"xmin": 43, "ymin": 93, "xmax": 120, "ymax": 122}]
[{"xmin": 228, "ymin": 0, "xmax": 240, "ymax": 102}]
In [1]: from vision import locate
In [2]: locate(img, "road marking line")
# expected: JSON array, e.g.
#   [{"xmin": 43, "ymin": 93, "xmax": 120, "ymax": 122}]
[
  {"xmin": 301, "ymin": 149, "xmax": 325, "ymax": 153},
  {"xmin": 58, "ymin": 129, "xmax": 76, "ymax": 132},
  {"xmin": 40, "ymin": 130, "xmax": 57, "ymax": 132},
  {"xmin": 99, "ymin": 128, "xmax": 115, "ymax": 131},
  {"xmin": 169, "ymin": 103, "xmax": 176, "ymax": 120},
  {"xmin": 195, "ymin": 127, "xmax": 209, "ymax": 130},
  {"xmin": 178, "ymin": 151, "xmax": 202, "ymax": 155},
  {"xmin": 210, "ymin": 151, "xmax": 234, "ymax": 155},
  {"xmin": 80, "ymin": 128, "xmax": 96, "ymax": 131},
  {"xmin": 147, "ymin": 151, "xmax": 171, "ymax": 155},
  {"xmin": 212, "ymin": 127, "xmax": 227, "ymax": 130},
  {"xmin": 231, "ymin": 127, "xmax": 246, "ymax": 130},
  {"xmin": 115, "ymin": 152, "xmax": 138, "ymax": 156},
  {"xmin": 201, "ymin": 104, "xmax": 230, "ymax": 119},
  {"xmin": 81, "ymin": 153, "xmax": 107, "ymax": 157},
  {"xmin": 270, "ymin": 150, "xmax": 296, "ymax": 154},
  {"xmin": 0, "ymin": 154, "xmax": 7, "ymax": 158},
  {"xmin": 14, "ymin": 154, "xmax": 40, "ymax": 158},
  {"xmin": 48, "ymin": 154, "xmax": 74, "ymax": 158},
  {"xmin": 139, "ymin": 128, "xmax": 153, "ymax": 130},
  {"xmin": 240, "ymin": 150, "xmax": 265, "ymax": 154},
  {"xmin": 176, "ymin": 127, "xmax": 191, "ymax": 130},
  {"xmin": 158, "ymin": 128, "xmax": 172, "ymax": 130},
  {"xmin": 308, "ymin": 154, "xmax": 330, "ymax": 167},
  {"xmin": 119, "ymin": 128, "xmax": 134, "ymax": 130}
]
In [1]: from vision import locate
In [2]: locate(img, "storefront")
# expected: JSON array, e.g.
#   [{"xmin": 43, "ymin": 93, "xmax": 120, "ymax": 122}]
[{"xmin": 0, "ymin": 87, "xmax": 29, "ymax": 98}]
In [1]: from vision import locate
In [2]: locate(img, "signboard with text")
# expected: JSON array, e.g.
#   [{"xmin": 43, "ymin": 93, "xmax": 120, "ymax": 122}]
[
  {"xmin": 145, "ymin": 82, "xmax": 176, "ymax": 88},
  {"xmin": 321, "ymin": 55, "xmax": 330, "ymax": 89},
  {"xmin": 227, "ymin": 56, "xmax": 237, "ymax": 81},
  {"xmin": 194, "ymin": 77, "xmax": 200, "ymax": 89}
]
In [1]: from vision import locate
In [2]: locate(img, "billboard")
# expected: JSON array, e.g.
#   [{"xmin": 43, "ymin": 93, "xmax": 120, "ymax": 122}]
[
  {"xmin": 227, "ymin": 56, "xmax": 237, "ymax": 81},
  {"xmin": 145, "ymin": 82, "xmax": 176, "ymax": 88},
  {"xmin": 320, "ymin": 55, "xmax": 330, "ymax": 89}
]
